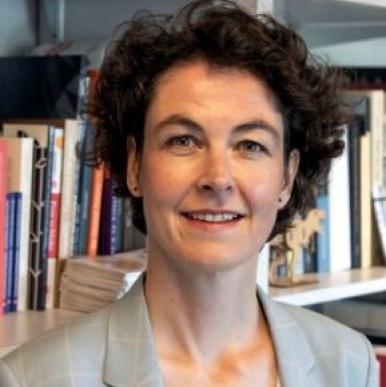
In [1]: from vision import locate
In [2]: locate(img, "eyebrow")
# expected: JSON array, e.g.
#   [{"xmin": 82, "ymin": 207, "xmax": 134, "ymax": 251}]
[{"xmin": 153, "ymin": 114, "xmax": 281, "ymax": 143}]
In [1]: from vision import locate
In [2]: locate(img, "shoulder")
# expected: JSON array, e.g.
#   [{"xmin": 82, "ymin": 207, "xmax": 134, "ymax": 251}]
[
  {"xmin": 0, "ymin": 306, "xmax": 111, "ymax": 387},
  {"xmin": 275, "ymin": 301, "xmax": 379, "ymax": 386},
  {"xmin": 280, "ymin": 301, "xmax": 365, "ymax": 348}
]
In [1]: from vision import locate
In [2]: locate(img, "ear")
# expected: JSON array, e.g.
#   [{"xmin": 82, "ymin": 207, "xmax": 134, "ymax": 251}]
[
  {"xmin": 278, "ymin": 149, "xmax": 300, "ymax": 209},
  {"xmin": 127, "ymin": 137, "xmax": 142, "ymax": 197}
]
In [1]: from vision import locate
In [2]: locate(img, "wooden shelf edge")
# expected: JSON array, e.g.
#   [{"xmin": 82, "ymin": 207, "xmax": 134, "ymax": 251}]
[{"xmin": 270, "ymin": 266, "xmax": 386, "ymax": 306}]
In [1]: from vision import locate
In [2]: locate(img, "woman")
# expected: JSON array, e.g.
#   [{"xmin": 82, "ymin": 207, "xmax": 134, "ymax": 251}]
[{"xmin": 0, "ymin": 1, "xmax": 379, "ymax": 386}]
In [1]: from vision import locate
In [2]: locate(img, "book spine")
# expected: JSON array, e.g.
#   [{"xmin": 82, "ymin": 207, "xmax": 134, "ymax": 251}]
[
  {"xmin": 114, "ymin": 196, "xmax": 124, "ymax": 254},
  {"xmin": 0, "ymin": 140, "xmax": 8, "ymax": 316},
  {"xmin": 11, "ymin": 193, "xmax": 22, "ymax": 312},
  {"xmin": 45, "ymin": 127, "xmax": 64, "ymax": 310},
  {"xmin": 316, "ymin": 192, "xmax": 330, "ymax": 273},
  {"xmin": 123, "ymin": 198, "xmax": 135, "ymax": 252},
  {"xmin": 37, "ymin": 126, "xmax": 55, "ymax": 310},
  {"xmin": 28, "ymin": 145, "xmax": 47, "ymax": 310},
  {"xmin": 87, "ymin": 164, "xmax": 104, "ymax": 257},
  {"xmin": 15, "ymin": 139, "xmax": 33, "ymax": 312},
  {"xmin": 98, "ymin": 170, "xmax": 113, "ymax": 255},
  {"xmin": 72, "ymin": 120, "xmax": 87, "ymax": 256},
  {"xmin": 78, "ymin": 122, "xmax": 96, "ymax": 255},
  {"xmin": 110, "ymin": 193, "xmax": 120, "ymax": 255},
  {"xmin": 360, "ymin": 125, "xmax": 372, "ymax": 268},
  {"xmin": 48, "ymin": 127, "xmax": 64, "ymax": 259},
  {"xmin": 375, "ymin": 348, "xmax": 386, "ymax": 387},
  {"xmin": 348, "ymin": 119, "xmax": 362, "ymax": 268},
  {"xmin": 328, "ymin": 126, "xmax": 352, "ymax": 272},
  {"xmin": 58, "ymin": 121, "xmax": 79, "ymax": 259},
  {"xmin": 5, "ymin": 194, "xmax": 15, "ymax": 313},
  {"xmin": 369, "ymin": 91, "xmax": 384, "ymax": 189},
  {"xmin": 373, "ymin": 186, "xmax": 386, "ymax": 263}
]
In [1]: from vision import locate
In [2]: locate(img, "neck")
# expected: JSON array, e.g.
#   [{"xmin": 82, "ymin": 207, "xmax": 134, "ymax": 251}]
[{"xmin": 144, "ymin": 249, "xmax": 262, "ymax": 366}]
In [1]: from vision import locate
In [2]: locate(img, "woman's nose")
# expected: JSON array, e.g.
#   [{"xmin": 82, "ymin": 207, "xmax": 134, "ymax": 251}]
[{"xmin": 196, "ymin": 151, "xmax": 235, "ymax": 195}]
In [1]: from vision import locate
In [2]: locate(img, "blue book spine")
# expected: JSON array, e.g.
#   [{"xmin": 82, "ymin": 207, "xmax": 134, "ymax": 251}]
[
  {"xmin": 11, "ymin": 193, "xmax": 22, "ymax": 312},
  {"xmin": 4, "ymin": 194, "xmax": 15, "ymax": 313},
  {"xmin": 110, "ymin": 193, "xmax": 119, "ymax": 255},
  {"xmin": 113, "ymin": 197, "xmax": 124, "ymax": 254},
  {"xmin": 316, "ymin": 194, "xmax": 330, "ymax": 273}
]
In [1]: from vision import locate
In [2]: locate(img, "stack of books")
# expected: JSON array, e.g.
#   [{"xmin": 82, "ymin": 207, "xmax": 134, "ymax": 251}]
[{"xmin": 59, "ymin": 248, "xmax": 146, "ymax": 313}]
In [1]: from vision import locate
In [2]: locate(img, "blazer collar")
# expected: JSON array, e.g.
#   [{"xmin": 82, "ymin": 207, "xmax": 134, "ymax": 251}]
[
  {"xmin": 103, "ymin": 274, "xmax": 316, "ymax": 387},
  {"xmin": 103, "ymin": 273, "xmax": 163, "ymax": 387},
  {"xmin": 257, "ymin": 287, "xmax": 316, "ymax": 387}
]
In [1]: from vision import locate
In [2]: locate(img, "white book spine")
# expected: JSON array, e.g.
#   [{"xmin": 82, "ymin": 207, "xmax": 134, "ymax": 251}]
[
  {"xmin": 329, "ymin": 126, "xmax": 352, "ymax": 272},
  {"xmin": 58, "ymin": 121, "xmax": 79, "ymax": 259},
  {"xmin": 369, "ymin": 91, "xmax": 385, "ymax": 188}
]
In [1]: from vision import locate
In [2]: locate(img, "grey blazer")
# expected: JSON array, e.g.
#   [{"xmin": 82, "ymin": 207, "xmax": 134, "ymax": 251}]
[{"xmin": 0, "ymin": 273, "xmax": 379, "ymax": 387}]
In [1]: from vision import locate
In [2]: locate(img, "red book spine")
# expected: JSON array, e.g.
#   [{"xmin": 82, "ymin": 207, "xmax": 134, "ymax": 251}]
[
  {"xmin": 48, "ymin": 193, "xmax": 60, "ymax": 257},
  {"xmin": 376, "ymin": 352, "xmax": 386, "ymax": 387},
  {"xmin": 0, "ymin": 140, "xmax": 8, "ymax": 316}
]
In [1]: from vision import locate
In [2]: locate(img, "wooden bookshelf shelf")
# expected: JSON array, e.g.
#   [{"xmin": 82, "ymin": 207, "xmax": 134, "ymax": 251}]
[{"xmin": 270, "ymin": 266, "xmax": 386, "ymax": 306}]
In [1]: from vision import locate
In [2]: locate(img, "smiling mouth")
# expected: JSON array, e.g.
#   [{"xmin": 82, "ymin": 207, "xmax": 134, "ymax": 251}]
[{"xmin": 181, "ymin": 212, "xmax": 244, "ymax": 223}]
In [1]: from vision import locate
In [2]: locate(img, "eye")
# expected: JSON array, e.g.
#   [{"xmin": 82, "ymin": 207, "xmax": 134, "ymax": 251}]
[
  {"xmin": 165, "ymin": 134, "xmax": 201, "ymax": 155},
  {"xmin": 167, "ymin": 135, "xmax": 196, "ymax": 148},
  {"xmin": 238, "ymin": 140, "xmax": 266, "ymax": 154}
]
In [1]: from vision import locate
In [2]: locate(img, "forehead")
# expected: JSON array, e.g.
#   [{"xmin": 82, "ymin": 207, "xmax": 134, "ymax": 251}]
[{"xmin": 146, "ymin": 60, "xmax": 284, "ymax": 132}]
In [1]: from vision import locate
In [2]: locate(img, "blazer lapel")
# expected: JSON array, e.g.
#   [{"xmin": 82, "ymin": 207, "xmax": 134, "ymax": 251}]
[
  {"xmin": 103, "ymin": 273, "xmax": 164, "ymax": 387},
  {"xmin": 257, "ymin": 287, "xmax": 316, "ymax": 387}
]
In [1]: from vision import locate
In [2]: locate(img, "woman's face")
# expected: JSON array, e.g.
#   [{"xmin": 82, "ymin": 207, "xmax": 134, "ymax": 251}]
[{"xmin": 127, "ymin": 60, "xmax": 299, "ymax": 272}]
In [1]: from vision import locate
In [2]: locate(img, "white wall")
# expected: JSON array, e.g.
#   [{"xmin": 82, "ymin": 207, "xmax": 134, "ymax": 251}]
[
  {"xmin": 0, "ymin": 0, "xmax": 35, "ymax": 55},
  {"xmin": 312, "ymin": 37, "xmax": 386, "ymax": 67}
]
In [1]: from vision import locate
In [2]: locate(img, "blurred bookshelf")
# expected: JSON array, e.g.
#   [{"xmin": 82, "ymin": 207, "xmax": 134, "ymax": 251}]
[{"xmin": 0, "ymin": 0, "xmax": 386, "ymax": 360}]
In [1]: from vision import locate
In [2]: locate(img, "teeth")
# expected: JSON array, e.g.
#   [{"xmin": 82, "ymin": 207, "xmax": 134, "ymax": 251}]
[{"xmin": 186, "ymin": 213, "xmax": 240, "ymax": 222}]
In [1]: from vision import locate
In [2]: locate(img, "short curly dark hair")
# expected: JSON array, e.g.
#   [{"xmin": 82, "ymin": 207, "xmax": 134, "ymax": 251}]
[{"xmin": 90, "ymin": 0, "xmax": 347, "ymax": 240}]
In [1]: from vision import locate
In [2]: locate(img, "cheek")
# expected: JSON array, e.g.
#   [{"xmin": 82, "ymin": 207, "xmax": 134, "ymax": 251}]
[
  {"xmin": 140, "ymin": 156, "xmax": 187, "ymax": 215},
  {"xmin": 246, "ymin": 168, "xmax": 284, "ymax": 209}
]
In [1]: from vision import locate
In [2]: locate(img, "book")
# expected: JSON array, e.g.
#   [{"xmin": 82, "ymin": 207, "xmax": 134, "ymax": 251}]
[
  {"xmin": 78, "ymin": 123, "xmax": 96, "ymax": 255},
  {"xmin": 1, "ymin": 137, "xmax": 34, "ymax": 311},
  {"xmin": 328, "ymin": 125, "xmax": 352, "ymax": 272},
  {"xmin": 122, "ymin": 198, "xmax": 146, "ymax": 252},
  {"xmin": 315, "ymin": 181, "xmax": 330, "ymax": 272},
  {"xmin": 373, "ymin": 186, "xmax": 386, "ymax": 263},
  {"xmin": 358, "ymin": 103, "xmax": 373, "ymax": 269},
  {"xmin": 374, "ymin": 346, "xmax": 386, "ymax": 387},
  {"xmin": 0, "ymin": 55, "xmax": 86, "ymax": 119},
  {"xmin": 72, "ymin": 120, "xmax": 88, "ymax": 256},
  {"xmin": 48, "ymin": 128, "xmax": 64, "ymax": 260},
  {"xmin": 87, "ymin": 164, "xmax": 104, "ymax": 257},
  {"xmin": 347, "ymin": 117, "xmax": 362, "ymax": 268},
  {"xmin": 98, "ymin": 168, "xmax": 117, "ymax": 255},
  {"xmin": 59, "ymin": 249, "xmax": 146, "ymax": 313},
  {"xmin": 11, "ymin": 193, "xmax": 22, "ymax": 312},
  {"xmin": 0, "ymin": 140, "xmax": 8, "ymax": 315},
  {"xmin": 345, "ymin": 93, "xmax": 373, "ymax": 269},
  {"xmin": 4, "ymin": 193, "xmax": 15, "ymax": 313},
  {"xmin": 46, "ymin": 127, "xmax": 64, "ymax": 309}
]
